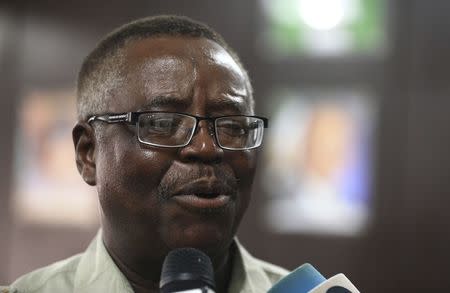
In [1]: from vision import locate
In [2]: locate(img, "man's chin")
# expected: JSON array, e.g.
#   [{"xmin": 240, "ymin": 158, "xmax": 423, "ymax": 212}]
[
  {"xmin": 163, "ymin": 222, "xmax": 234, "ymax": 255},
  {"xmin": 161, "ymin": 196, "xmax": 238, "ymax": 246}
]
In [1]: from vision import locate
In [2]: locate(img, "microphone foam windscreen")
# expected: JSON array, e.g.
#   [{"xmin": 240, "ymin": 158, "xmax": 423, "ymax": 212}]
[{"xmin": 160, "ymin": 248, "xmax": 215, "ymax": 291}]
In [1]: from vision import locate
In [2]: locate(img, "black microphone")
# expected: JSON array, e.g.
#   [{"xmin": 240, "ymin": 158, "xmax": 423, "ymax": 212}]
[{"xmin": 160, "ymin": 248, "xmax": 216, "ymax": 293}]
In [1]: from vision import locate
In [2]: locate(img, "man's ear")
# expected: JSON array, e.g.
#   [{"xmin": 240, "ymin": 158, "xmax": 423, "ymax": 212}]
[{"xmin": 72, "ymin": 122, "xmax": 97, "ymax": 186}]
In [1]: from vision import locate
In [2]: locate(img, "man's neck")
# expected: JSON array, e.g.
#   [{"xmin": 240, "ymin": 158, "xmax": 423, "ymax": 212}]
[{"xmin": 104, "ymin": 239, "xmax": 236, "ymax": 293}]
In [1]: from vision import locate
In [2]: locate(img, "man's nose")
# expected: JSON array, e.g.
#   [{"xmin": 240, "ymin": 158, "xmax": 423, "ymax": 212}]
[{"xmin": 178, "ymin": 120, "xmax": 224, "ymax": 163}]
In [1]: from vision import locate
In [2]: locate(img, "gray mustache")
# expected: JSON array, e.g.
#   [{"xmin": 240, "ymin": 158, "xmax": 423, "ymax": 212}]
[{"xmin": 156, "ymin": 164, "xmax": 239, "ymax": 200}]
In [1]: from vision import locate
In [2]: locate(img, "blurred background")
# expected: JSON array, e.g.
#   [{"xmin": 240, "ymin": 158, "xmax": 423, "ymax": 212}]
[{"xmin": 0, "ymin": 0, "xmax": 449, "ymax": 292}]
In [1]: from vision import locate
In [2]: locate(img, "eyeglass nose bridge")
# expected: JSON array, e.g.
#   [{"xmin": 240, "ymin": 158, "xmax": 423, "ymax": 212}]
[{"xmin": 189, "ymin": 116, "xmax": 219, "ymax": 145}]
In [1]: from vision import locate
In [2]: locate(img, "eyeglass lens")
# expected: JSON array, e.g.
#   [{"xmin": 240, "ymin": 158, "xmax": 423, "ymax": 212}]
[
  {"xmin": 138, "ymin": 113, "xmax": 196, "ymax": 147},
  {"xmin": 215, "ymin": 116, "xmax": 264, "ymax": 150}
]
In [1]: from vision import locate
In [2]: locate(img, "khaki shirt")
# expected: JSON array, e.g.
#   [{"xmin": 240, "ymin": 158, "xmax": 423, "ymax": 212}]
[{"xmin": 8, "ymin": 231, "xmax": 288, "ymax": 293}]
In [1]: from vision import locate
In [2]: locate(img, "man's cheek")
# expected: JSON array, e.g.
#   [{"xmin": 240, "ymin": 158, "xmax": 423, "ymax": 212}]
[{"xmin": 228, "ymin": 152, "xmax": 257, "ymax": 182}]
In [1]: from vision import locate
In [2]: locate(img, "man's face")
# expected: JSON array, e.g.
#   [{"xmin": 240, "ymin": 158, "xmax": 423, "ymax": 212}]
[{"xmin": 93, "ymin": 36, "xmax": 257, "ymax": 258}]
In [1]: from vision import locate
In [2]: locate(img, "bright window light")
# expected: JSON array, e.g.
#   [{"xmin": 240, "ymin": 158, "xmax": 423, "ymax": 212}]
[
  {"xmin": 261, "ymin": 0, "xmax": 385, "ymax": 56},
  {"xmin": 298, "ymin": 0, "xmax": 347, "ymax": 30}
]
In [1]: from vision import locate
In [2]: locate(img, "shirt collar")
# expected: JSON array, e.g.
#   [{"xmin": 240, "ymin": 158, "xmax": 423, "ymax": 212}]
[
  {"xmin": 73, "ymin": 230, "xmax": 272, "ymax": 293},
  {"xmin": 73, "ymin": 230, "xmax": 133, "ymax": 293},
  {"xmin": 228, "ymin": 238, "xmax": 274, "ymax": 293}
]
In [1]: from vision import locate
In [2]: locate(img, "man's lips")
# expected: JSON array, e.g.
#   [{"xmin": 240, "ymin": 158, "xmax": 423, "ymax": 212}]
[
  {"xmin": 170, "ymin": 179, "xmax": 235, "ymax": 210},
  {"xmin": 172, "ymin": 194, "xmax": 231, "ymax": 209}
]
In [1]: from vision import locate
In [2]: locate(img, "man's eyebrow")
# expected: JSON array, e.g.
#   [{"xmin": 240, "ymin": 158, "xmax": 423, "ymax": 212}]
[
  {"xmin": 137, "ymin": 95, "xmax": 250, "ymax": 113},
  {"xmin": 209, "ymin": 96, "xmax": 249, "ymax": 113},
  {"xmin": 138, "ymin": 95, "xmax": 190, "ymax": 111}
]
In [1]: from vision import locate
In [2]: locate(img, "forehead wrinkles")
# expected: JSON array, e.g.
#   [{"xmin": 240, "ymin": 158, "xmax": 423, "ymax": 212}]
[{"xmin": 119, "ymin": 37, "xmax": 250, "ymax": 110}]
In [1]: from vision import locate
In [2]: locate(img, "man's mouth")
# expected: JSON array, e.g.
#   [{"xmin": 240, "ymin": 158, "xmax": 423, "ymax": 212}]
[
  {"xmin": 172, "ymin": 194, "xmax": 231, "ymax": 209},
  {"xmin": 171, "ymin": 179, "xmax": 234, "ymax": 210}
]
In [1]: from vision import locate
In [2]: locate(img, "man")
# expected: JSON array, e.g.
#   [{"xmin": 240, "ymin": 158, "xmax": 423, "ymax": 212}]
[{"xmin": 10, "ymin": 15, "xmax": 288, "ymax": 293}]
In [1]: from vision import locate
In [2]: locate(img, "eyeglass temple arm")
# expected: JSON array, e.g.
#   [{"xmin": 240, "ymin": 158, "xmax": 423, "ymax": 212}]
[{"xmin": 87, "ymin": 113, "xmax": 133, "ymax": 124}]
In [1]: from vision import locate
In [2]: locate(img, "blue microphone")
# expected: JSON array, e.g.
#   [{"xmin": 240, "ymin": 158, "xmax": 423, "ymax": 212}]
[{"xmin": 268, "ymin": 263, "xmax": 359, "ymax": 293}]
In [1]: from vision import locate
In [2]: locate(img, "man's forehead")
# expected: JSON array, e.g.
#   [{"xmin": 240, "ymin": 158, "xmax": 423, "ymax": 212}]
[{"xmin": 114, "ymin": 36, "xmax": 251, "ymax": 112}]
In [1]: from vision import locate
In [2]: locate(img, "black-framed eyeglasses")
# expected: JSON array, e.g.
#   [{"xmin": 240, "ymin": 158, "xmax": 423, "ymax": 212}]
[{"xmin": 87, "ymin": 111, "xmax": 269, "ymax": 150}]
